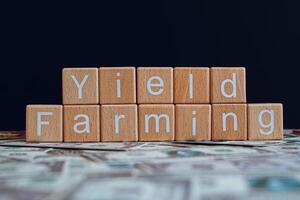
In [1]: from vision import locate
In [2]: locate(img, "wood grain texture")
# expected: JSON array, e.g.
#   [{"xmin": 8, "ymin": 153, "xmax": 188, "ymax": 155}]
[
  {"xmin": 64, "ymin": 105, "xmax": 100, "ymax": 142},
  {"xmin": 26, "ymin": 105, "xmax": 63, "ymax": 142},
  {"xmin": 63, "ymin": 68, "xmax": 99, "ymax": 105},
  {"xmin": 99, "ymin": 67, "xmax": 136, "ymax": 104},
  {"xmin": 210, "ymin": 67, "xmax": 246, "ymax": 103},
  {"xmin": 139, "ymin": 104, "xmax": 174, "ymax": 141},
  {"xmin": 137, "ymin": 67, "xmax": 173, "ymax": 103},
  {"xmin": 174, "ymin": 67, "xmax": 210, "ymax": 103},
  {"xmin": 248, "ymin": 103, "xmax": 283, "ymax": 140},
  {"xmin": 101, "ymin": 105, "xmax": 138, "ymax": 142},
  {"xmin": 212, "ymin": 104, "xmax": 247, "ymax": 141},
  {"xmin": 175, "ymin": 104, "xmax": 211, "ymax": 141}
]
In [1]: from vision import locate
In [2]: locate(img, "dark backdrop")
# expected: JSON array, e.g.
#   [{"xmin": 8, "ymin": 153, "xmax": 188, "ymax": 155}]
[{"xmin": 0, "ymin": 1, "xmax": 299, "ymax": 130}]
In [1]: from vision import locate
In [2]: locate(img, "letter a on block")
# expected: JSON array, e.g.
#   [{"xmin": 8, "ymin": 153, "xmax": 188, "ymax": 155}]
[
  {"xmin": 26, "ymin": 105, "xmax": 63, "ymax": 142},
  {"xmin": 248, "ymin": 104, "xmax": 283, "ymax": 140},
  {"xmin": 211, "ymin": 67, "xmax": 246, "ymax": 103},
  {"xmin": 212, "ymin": 104, "xmax": 247, "ymax": 141},
  {"xmin": 63, "ymin": 68, "xmax": 99, "ymax": 104},
  {"xmin": 137, "ymin": 67, "xmax": 173, "ymax": 103},
  {"xmin": 64, "ymin": 105, "xmax": 100, "ymax": 142},
  {"xmin": 139, "ymin": 104, "xmax": 174, "ymax": 141}
]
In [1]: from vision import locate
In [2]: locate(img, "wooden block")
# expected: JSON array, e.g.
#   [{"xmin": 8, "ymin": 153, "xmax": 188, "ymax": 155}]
[
  {"xmin": 64, "ymin": 105, "xmax": 100, "ymax": 142},
  {"xmin": 212, "ymin": 104, "xmax": 247, "ymax": 141},
  {"xmin": 137, "ymin": 67, "xmax": 173, "ymax": 103},
  {"xmin": 174, "ymin": 67, "xmax": 210, "ymax": 103},
  {"xmin": 175, "ymin": 105, "xmax": 211, "ymax": 141},
  {"xmin": 101, "ymin": 105, "xmax": 138, "ymax": 142},
  {"xmin": 26, "ymin": 105, "xmax": 63, "ymax": 142},
  {"xmin": 211, "ymin": 67, "xmax": 246, "ymax": 103},
  {"xmin": 139, "ymin": 104, "xmax": 174, "ymax": 141},
  {"xmin": 248, "ymin": 103, "xmax": 283, "ymax": 140},
  {"xmin": 63, "ymin": 68, "xmax": 99, "ymax": 104},
  {"xmin": 99, "ymin": 67, "xmax": 136, "ymax": 104}
]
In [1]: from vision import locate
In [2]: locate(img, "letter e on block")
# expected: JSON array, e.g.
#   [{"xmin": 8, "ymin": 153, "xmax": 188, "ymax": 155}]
[
  {"xmin": 139, "ymin": 104, "xmax": 174, "ymax": 141},
  {"xmin": 211, "ymin": 67, "xmax": 246, "ymax": 103},
  {"xmin": 137, "ymin": 67, "xmax": 173, "ymax": 103},
  {"xmin": 248, "ymin": 104, "xmax": 283, "ymax": 140},
  {"xmin": 212, "ymin": 104, "xmax": 247, "ymax": 141},
  {"xmin": 63, "ymin": 68, "xmax": 99, "ymax": 104},
  {"xmin": 26, "ymin": 105, "xmax": 63, "ymax": 142}
]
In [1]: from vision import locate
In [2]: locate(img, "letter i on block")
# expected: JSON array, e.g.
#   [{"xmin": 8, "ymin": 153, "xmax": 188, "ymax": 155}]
[
  {"xmin": 101, "ymin": 105, "xmax": 138, "ymax": 141},
  {"xmin": 212, "ymin": 104, "xmax": 247, "ymax": 141},
  {"xmin": 99, "ymin": 67, "xmax": 136, "ymax": 104},
  {"xmin": 139, "ymin": 105, "xmax": 175, "ymax": 141},
  {"xmin": 63, "ymin": 68, "xmax": 99, "ymax": 104},
  {"xmin": 211, "ymin": 67, "xmax": 246, "ymax": 103},
  {"xmin": 64, "ymin": 105, "xmax": 100, "ymax": 142},
  {"xmin": 26, "ymin": 105, "xmax": 63, "ymax": 142},
  {"xmin": 175, "ymin": 105, "xmax": 211, "ymax": 141},
  {"xmin": 248, "ymin": 104, "xmax": 283, "ymax": 140},
  {"xmin": 137, "ymin": 67, "xmax": 173, "ymax": 103},
  {"xmin": 174, "ymin": 67, "xmax": 210, "ymax": 103}
]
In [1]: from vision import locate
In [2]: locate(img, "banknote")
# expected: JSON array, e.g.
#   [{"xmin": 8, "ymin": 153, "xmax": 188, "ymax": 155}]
[{"xmin": 0, "ymin": 130, "xmax": 299, "ymax": 200}]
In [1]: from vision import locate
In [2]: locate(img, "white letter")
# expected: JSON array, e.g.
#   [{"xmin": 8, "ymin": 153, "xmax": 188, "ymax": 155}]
[
  {"xmin": 145, "ymin": 114, "xmax": 170, "ymax": 133},
  {"xmin": 37, "ymin": 112, "xmax": 53, "ymax": 136},
  {"xmin": 114, "ymin": 114, "xmax": 125, "ymax": 134},
  {"xmin": 221, "ymin": 73, "xmax": 237, "ymax": 98},
  {"xmin": 147, "ymin": 76, "xmax": 164, "ymax": 95},
  {"xmin": 116, "ymin": 73, "xmax": 121, "ymax": 98},
  {"xmin": 222, "ymin": 112, "xmax": 238, "ymax": 132},
  {"xmin": 192, "ymin": 111, "xmax": 196, "ymax": 136},
  {"xmin": 258, "ymin": 109, "xmax": 274, "ymax": 135},
  {"xmin": 71, "ymin": 74, "xmax": 89, "ymax": 99},
  {"xmin": 189, "ymin": 73, "xmax": 193, "ymax": 99},
  {"xmin": 73, "ymin": 114, "xmax": 90, "ymax": 134}
]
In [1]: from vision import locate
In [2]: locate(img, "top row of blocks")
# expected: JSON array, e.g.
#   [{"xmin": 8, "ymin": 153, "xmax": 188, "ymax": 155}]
[{"xmin": 62, "ymin": 67, "xmax": 246, "ymax": 104}]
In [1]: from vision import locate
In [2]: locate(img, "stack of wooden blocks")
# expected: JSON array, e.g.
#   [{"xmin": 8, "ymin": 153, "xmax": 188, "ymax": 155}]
[{"xmin": 26, "ymin": 67, "xmax": 283, "ymax": 142}]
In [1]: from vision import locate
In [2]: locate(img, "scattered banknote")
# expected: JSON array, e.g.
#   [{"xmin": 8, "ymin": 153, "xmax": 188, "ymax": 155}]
[{"xmin": 0, "ymin": 130, "xmax": 300, "ymax": 200}]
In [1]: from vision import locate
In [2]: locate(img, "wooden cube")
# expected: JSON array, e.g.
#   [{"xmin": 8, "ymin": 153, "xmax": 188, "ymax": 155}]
[
  {"xmin": 174, "ymin": 67, "xmax": 210, "ymax": 103},
  {"xmin": 99, "ymin": 67, "xmax": 136, "ymax": 104},
  {"xmin": 212, "ymin": 104, "xmax": 247, "ymax": 141},
  {"xmin": 63, "ymin": 68, "xmax": 99, "ymax": 104},
  {"xmin": 137, "ymin": 67, "xmax": 173, "ymax": 103},
  {"xmin": 211, "ymin": 67, "xmax": 246, "ymax": 103},
  {"xmin": 64, "ymin": 105, "xmax": 100, "ymax": 142},
  {"xmin": 248, "ymin": 104, "xmax": 283, "ymax": 140},
  {"xmin": 101, "ymin": 105, "xmax": 138, "ymax": 142},
  {"xmin": 139, "ymin": 104, "xmax": 174, "ymax": 141},
  {"xmin": 26, "ymin": 105, "xmax": 63, "ymax": 142},
  {"xmin": 175, "ymin": 105, "xmax": 211, "ymax": 141}
]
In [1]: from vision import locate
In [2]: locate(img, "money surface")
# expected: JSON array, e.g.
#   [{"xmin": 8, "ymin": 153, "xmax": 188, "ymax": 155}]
[{"xmin": 0, "ymin": 130, "xmax": 300, "ymax": 200}]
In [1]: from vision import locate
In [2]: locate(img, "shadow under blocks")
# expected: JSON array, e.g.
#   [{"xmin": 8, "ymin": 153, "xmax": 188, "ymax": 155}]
[{"xmin": 26, "ymin": 67, "xmax": 283, "ymax": 142}]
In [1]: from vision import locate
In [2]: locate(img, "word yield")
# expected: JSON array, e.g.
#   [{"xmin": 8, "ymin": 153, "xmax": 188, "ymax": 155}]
[{"xmin": 26, "ymin": 67, "xmax": 283, "ymax": 142}]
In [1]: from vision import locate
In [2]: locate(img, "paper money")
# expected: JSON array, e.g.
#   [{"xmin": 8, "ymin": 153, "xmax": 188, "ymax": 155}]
[{"xmin": 0, "ymin": 130, "xmax": 300, "ymax": 200}]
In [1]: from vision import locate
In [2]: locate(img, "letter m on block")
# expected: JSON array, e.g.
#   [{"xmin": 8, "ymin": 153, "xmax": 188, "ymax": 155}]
[{"xmin": 144, "ymin": 114, "xmax": 170, "ymax": 133}]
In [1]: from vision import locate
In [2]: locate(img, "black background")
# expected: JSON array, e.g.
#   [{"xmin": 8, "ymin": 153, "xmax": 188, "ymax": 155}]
[{"xmin": 0, "ymin": 1, "xmax": 299, "ymax": 130}]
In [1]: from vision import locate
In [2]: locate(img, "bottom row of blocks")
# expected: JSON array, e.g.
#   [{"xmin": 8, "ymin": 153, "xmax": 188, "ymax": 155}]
[{"xmin": 26, "ymin": 104, "xmax": 283, "ymax": 142}]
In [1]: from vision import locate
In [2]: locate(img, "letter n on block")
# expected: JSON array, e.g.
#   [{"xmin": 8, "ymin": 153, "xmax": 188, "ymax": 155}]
[
  {"xmin": 248, "ymin": 104, "xmax": 283, "ymax": 140},
  {"xmin": 211, "ymin": 67, "xmax": 246, "ymax": 103},
  {"xmin": 212, "ymin": 104, "xmax": 247, "ymax": 141},
  {"xmin": 26, "ymin": 105, "xmax": 63, "ymax": 142},
  {"xmin": 139, "ymin": 104, "xmax": 174, "ymax": 141},
  {"xmin": 64, "ymin": 105, "xmax": 100, "ymax": 142}
]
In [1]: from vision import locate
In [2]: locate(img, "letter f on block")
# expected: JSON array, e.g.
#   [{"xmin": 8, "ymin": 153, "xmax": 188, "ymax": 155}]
[{"xmin": 37, "ymin": 112, "xmax": 53, "ymax": 136}]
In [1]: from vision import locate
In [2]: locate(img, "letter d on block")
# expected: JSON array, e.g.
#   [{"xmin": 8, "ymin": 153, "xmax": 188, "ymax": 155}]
[{"xmin": 221, "ymin": 73, "xmax": 237, "ymax": 98}]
